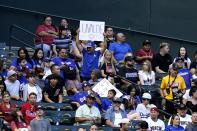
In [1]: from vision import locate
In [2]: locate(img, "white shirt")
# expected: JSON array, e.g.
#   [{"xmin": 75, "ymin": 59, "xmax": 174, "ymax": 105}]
[
  {"xmin": 5, "ymin": 79, "xmax": 20, "ymax": 97},
  {"xmin": 138, "ymin": 70, "xmax": 155, "ymax": 85},
  {"xmin": 75, "ymin": 104, "xmax": 101, "ymax": 125},
  {"xmin": 136, "ymin": 103, "xmax": 155, "ymax": 120},
  {"xmin": 146, "ymin": 117, "xmax": 165, "ymax": 131},
  {"xmin": 114, "ymin": 112, "xmax": 122, "ymax": 127},
  {"xmin": 168, "ymin": 114, "xmax": 192, "ymax": 129},
  {"xmin": 43, "ymin": 68, "xmax": 51, "ymax": 80},
  {"xmin": 183, "ymin": 89, "xmax": 191, "ymax": 100},
  {"xmin": 27, "ymin": 84, "xmax": 39, "ymax": 102}
]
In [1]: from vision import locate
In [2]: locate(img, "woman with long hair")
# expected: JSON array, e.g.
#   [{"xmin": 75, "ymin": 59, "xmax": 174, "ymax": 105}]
[
  {"xmin": 165, "ymin": 114, "xmax": 184, "ymax": 131},
  {"xmin": 32, "ymin": 48, "xmax": 44, "ymax": 68},
  {"xmin": 10, "ymin": 109, "xmax": 29, "ymax": 131},
  {"xmin": 138, "ymin": 60, "xmax": 155, "ymax": 85},
  {"xmin": 10, "ymin": 47, "xmax": 34, "ymax": 70},
  {"xmin": 174, "ymin": 47, "xmax": 191, "ymax": 69},
  {"xmin": 100, "ymin": 50, "xmax": 116, "ymax": 80}
]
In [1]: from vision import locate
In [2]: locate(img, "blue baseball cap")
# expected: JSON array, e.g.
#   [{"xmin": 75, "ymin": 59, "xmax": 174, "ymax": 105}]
[
  {"xmin": 86, "ymin": 41, "xmax": 95, "ymax": 47},
  {"xmin": 82, "ymin": 81, "xmax": 91, "ymax": 88}
]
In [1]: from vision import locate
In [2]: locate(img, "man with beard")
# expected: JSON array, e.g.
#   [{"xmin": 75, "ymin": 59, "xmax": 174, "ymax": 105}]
[
  {"xmin": 75, "ymin": 94, "xmax": 101, "ymax": 126},
  {"xmin": 105, "ymin": 97, "xmax": 127, "ymax": 127}
]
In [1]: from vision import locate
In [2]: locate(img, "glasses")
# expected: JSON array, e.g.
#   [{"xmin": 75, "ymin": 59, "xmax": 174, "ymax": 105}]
[
  {"xmin": 107, "ymin": 30, "xmax": 113, "ymax": 31},
  {"xmin": 142, "ymin": 98, "xmax": 150, "ymax": 101}
]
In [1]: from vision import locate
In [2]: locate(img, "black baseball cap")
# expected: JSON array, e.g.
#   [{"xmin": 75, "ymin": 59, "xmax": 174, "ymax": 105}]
[
  {"xmin": 143, "ymin": 40, "xmax": 151, "ymax": 46},
  {"xmin": 124, "ymin": 56, "xmax": 134, "ymax": 62},
  {"xmin": 175, "ymin": 57, "xmax": 184, "ymax": 62}
]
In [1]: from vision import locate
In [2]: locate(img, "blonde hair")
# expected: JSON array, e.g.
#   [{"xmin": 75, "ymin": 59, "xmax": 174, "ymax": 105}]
[
  {"xmin": 100, "ymin": 50, "xmax": 116, "ymax": 66},
  {"xmin": 142, "ymin": 60, "xmax": 152, "ymax": 73}
]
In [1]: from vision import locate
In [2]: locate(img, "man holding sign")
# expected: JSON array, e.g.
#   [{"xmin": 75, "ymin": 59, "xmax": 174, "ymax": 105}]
[{"xmin": 76, "ymin": 20, "xmax": 106, "ymax": 81}]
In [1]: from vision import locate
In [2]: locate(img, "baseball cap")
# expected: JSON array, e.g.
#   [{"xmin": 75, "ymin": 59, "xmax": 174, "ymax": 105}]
[
  {"xmin": 86, "ymin": 41, "xmax": 95, "ymax": 47},
  {"xmin": 82, "ymin": 81, "xmax": 91, "ymax": 88},
  {"xmin": 175, "ymin": 57, "xmax": 184, "ymax": 62},
  {"xmin": 150, "ymin": 107, "xmax": 159, "ymax": 112},
  {"xmin": 7, "ymin": 70, "xmax": 17, "ymax": 78},
  {"xmin": 120, "ymin": 118, "xmax": 130, "ymax": 124},
  {"xmin": 124, "ymin": 56, "xmax": 134, "ymax": 62},
  {"xmin": 113, "ymin": 97, "xmax": 122, "ymax": 103},
  {"xmin": 143, "ymin": 40, "xmax": 151, "ymax": 46},
  {"xmin": 142, "ymin": 93, "xmax": 152, "ymax": 100},
  {"xmin": 171, "ymin": 63, "xmax": 179, "ymax": 71}
]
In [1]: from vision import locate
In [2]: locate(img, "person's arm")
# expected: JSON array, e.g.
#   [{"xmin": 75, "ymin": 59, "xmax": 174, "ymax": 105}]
[
  {"xmin": 52, "ymin": 44, "xmax": 58, "ymax": 57},
  {"xmin": 44, "ymin": 93, "xmax": 54, "ymax": 103},
  {"xmin": 160, "ymin": 78, "xmax": 168, "ymax": 97},
  {"xmin": 106, "ymin": 120, "xmax": 115, "ymax": 127},
  {"xmin": 58, "ymin": 94, "xmax": 63, "ymax": 103},
  {"xmin": 138, "ymin": 72, "xmax": 145, "ymax": 85},
  {"xmin": 151, "ymin": 71, "xmax": 156, "ymax": 85},
  {"xmin": 101, "ymin": 69, "xmax": 107, "ymax": 78},
  {"xmin": 71, "ymin": 41, "xmax": 82, "ymax": 58},
  {"xmin": 75, "ymin": 29, "xmax": 83, "ymax": 52},
  {"xmin": 155, "ymin": 66, "xmax": 166, "ymax": 73}
]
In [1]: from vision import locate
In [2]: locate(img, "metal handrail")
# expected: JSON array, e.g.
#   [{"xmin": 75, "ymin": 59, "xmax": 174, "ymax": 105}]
[
  {"xmin": 10, "ymin": 36, "xmax": 34, "ymax": 49},
  {"xmin": 9, "ymin": 24, "xmax": 40, "ymax": 38},
  {"xmin": 1, "ymin": 4, "xmax": 197, "ymax": 45}
]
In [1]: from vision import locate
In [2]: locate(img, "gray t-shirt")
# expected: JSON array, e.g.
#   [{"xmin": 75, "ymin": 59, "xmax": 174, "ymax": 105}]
[
  {"xmin": 30, "ymin": 118, "xmax": 51, "ymax": 131},
  {"xmin": 185, "ymin": 123, "xmax": 197, "ymax": 131}
]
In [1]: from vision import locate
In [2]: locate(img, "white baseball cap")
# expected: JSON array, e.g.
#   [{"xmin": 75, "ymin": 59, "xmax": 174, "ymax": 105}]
[
  {"xmin": 7, "ymin": 70, "xmax": 17, "ymax": 78},
  {"xmin": 142, "ymin": 93, "xmax": 152, "ymax": 100}
]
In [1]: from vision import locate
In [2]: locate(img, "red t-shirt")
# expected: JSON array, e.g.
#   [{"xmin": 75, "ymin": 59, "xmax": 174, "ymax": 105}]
[
  {"xmin": 20, "ymin": 103, "xmax": 37, "ymax": 125},
  {"xmin": 35, "ymin": 24, "xmax": 57, "ymax": 45},
  {"xmin": 0, "ymin": 103, "xmax": 17, "ymax": 124},
  {"xmin": 11, "ymin": 121, "xmax": 28, "ymax": 131},
  {"xmin": 135, "ymin": 48, "xmax": 154, "ymax": 62}
]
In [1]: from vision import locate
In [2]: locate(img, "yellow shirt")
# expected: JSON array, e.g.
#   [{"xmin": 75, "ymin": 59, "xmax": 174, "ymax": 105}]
[{"xmin": 160, "ymin": 75, "xmax": 186, "ymax": 100}]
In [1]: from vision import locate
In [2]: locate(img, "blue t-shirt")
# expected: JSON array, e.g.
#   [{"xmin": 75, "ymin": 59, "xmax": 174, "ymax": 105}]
[
  {"xmin": 11, "ymin": 58, "xmax": 34, "ymax": 69},
  {"xmin": 16, "ymin": 63, "xmax": 33, "ymax": 84},
  {"xmin": 101, "ymin": 98, "xmax": 112, "ymax": 111},
  {"xmin": 52, "ymin": 57, "xmax": 76, "ymax": 78},
  {"xmin": 165, "ymin": 125, "xmax": 184, "ymax": 131},
  {"xmin": 81, "ymin": 49, "xmax": 101, "ymax": 78},
  {"xmin": 70, "ymin": 92, "xmax": 88, "ymax": 105},
  {"xmin": 0, "ymin": 70, "xmax": 7, "ymax": 79},
  {"xmin": 109, "ymin": 42, "xmax": 132, "ymax": 62},
  {"xmin": 178, "ymin": 68, "xmax": 192, "ymax": 89}
]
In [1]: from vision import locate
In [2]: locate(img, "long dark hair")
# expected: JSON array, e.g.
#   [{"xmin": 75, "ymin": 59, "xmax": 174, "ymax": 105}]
[
  {"xmin": 16, "ymin": 47, "xmax": 33, "ymax": 66},
  {"xmin": 170, "ymin": 114, "xmax": 180, "ymax": 125},
  {"xmin": 32, "ymin": 48, "xmax": 44, "ymax": 62},
  {"xmin": 11, "ymin": 109, "xmax": 25, "ymax": 123},
  {"xmin": 0, "ymin": 75, "xmax": 6, "ymax": 93},
  {"xmin": 178, "ymin": 47, "xmax": 188, "ymax": 59}
]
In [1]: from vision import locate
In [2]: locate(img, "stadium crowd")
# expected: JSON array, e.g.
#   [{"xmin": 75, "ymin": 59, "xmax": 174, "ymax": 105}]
[{"xmin": 0, "ymin": 16, "xmax": 197, "ymax": 131}]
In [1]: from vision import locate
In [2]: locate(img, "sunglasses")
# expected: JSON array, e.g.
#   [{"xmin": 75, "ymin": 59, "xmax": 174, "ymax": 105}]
[{"xmin": 142, "ymin": 98, "xmax": 150, "ymax": 101}]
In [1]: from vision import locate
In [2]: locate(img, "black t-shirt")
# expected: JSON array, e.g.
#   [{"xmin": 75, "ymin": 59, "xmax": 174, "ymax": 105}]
[
  {"xmin": 43, "ymin": 85, "xmax": 63, "ymax": 103},
  {"xmin": 118, "ymin": 66, "xmax": 139, "ymax": 84},
  {"xmin": 153, "ymin": 53, "xmax": 172, "ymax": 72},
  {"xmin": 190, "ymin": 61, "xmax": 197, "ymax": 69},
  {"xmin": 100, "ymin": 62, "xmax": 114, "ymax": 76}
]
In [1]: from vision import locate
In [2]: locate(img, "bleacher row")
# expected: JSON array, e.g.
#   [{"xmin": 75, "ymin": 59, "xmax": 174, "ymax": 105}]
[{"xmin": 8, "ymin": 98, "xmax": 141, "ymax": 131}]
